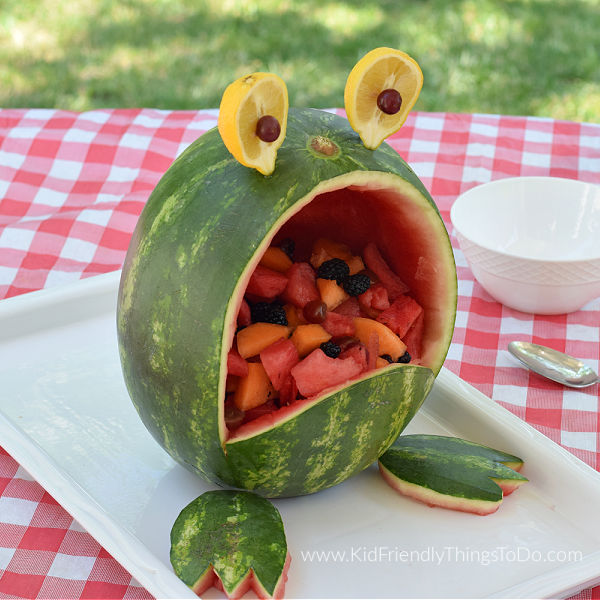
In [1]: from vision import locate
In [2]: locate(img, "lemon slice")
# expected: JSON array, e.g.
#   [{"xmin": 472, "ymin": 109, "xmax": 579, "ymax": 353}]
[
  {"xmin": 218, "ymin": 72, "xmax": 289, "ymax": 175},
  {"xmin": 344, "ymin": 47, "xmax": 423, "ymax": 149}
]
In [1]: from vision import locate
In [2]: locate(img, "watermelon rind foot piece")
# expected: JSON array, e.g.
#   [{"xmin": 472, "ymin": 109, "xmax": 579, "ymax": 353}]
[
  {"xmin": 170, "ymin": 490, "xmax": 289, "ymax": 599},
  {"xmin": 378, "ymin": 434, "xmax": 528, "ymax": 515}
]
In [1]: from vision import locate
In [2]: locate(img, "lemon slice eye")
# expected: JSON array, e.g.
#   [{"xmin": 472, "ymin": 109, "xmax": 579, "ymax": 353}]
[
  {"xmin": 344, "ymin": 47, "xmax": 423, "ymax": 150},
  {"xmin": 218, "ymin": 73, "xmax": 289, "ymax": 175}
]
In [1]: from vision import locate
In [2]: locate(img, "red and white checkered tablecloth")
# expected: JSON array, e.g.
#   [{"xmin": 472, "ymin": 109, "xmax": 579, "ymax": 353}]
[{"xmin": 1, "ymin": 107, "xmax": 599, "ymax": 599}]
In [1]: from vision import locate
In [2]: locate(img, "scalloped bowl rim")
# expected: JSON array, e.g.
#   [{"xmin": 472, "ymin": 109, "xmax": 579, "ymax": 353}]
[{"xmin": 450, "ymin": 176, "xmax": 600, "ymax": 264}]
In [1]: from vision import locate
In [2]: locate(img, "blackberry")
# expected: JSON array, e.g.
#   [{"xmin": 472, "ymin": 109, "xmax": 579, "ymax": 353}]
[
  {"xmin": 320, "ymin": 340, "xmax": 341, "ymax": 358},
  {"xmin": 381, "ymin": 354, "xmax": 394, "ymax": 363},
  {"xmin": 278, "ymin": 237, "xmax": 295, "ymax": 260},
  {"xmin": 342, "ymin": 273, "xmax": 371, "ymax": 296},
  {"xmin": 397, "ymin": 351, "xmax": 412, "ymax": 364},
  {"xmin": 317, "ymin": 258, "xmax": 350, "ymax": 284},
  {"xmin": 250, "ymin": 302, "xmax": 288, "ymax": 325}
]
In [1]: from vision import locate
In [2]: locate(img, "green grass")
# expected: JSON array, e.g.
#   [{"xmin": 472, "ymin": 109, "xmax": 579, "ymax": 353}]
[{"xmin": 1, "ymin": 0, "xmax": 599, "ymax": 121}]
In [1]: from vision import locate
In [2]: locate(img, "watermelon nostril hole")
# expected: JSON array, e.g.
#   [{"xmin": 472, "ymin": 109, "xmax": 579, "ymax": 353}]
[{"xmin": 308, "ymin": 136, "xmax": 340, "ymax": 158}]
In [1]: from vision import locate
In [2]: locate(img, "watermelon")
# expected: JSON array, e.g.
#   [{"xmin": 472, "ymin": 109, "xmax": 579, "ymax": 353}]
[
  {"xmin": 246, "ymin": 265, "xmax": 288, "ymax": 299},
  {"xmin": 227, "ymin": 348, "xmax": 248, "ymax": 377},
  {"xmin": 260, "ymin": 338, "xmax": 299, "ymax": 391},
  {"xmin": 237, "ymin": 299, "xmax": 251, "ymax": 327},
  {"xmin": 358, "ymin": 282, "xmax": 390, "ymax": 313},
  {"xmin": 378, "ymin": 435, "xmax": 528, "ymax": 515},
  {"xmin": 333, "ymin": 296, "xmax": 362, "ymax": 318},
  {"xmin": 281, "ymin": 262, "xmax": 320, "ymax": 308},
  {"xmin": 363, "ymin": 242, "xmax": 410, "ymax": 300},
  {"xmin": 321, "ymin": 311, "xmax": 355, "ymax": 337},
  {"xmin": 170, "ymin": 490, "xmax": 289, "ymax": 599},
  {"xmin": 117, "ymin": 107, "xmax": 457, "ymax": 497},
  {"xmin": 290, "ymin": 348, "xmax": 364, "ymax": 397},
  {"xmin": 376, "ymin": 294, "xmax": 423, "ymax": 338}
]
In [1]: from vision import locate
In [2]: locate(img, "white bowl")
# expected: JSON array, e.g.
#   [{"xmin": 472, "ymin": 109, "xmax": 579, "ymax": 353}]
[{"xmin": 450, "ymin": 176, "xmax": 600, "ymax": 314}]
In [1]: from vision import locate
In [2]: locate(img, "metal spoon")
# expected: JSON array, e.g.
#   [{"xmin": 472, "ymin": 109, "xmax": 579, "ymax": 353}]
[{"xmin": 508, "ymin": 341, "xmax": 599, "ymax": 388}]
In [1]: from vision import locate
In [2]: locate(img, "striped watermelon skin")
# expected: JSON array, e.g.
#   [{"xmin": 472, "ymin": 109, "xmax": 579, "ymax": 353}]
[
  {"xmin": 170, "ymin": 490, "xmax": 288, "ymax": 598},
  {"xmin": 378, "ymin": 435, "xmax": 527, "ymax": 514},
  {"xmin": 117, "ymin": 107, "xmax": 456, "ymax": 497},
  {"xmin": 227, "ymin": 366, "xmax": 434, "ymax": 497}
]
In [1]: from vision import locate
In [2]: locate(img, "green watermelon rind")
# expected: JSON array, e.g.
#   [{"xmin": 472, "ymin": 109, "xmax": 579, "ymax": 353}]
[
  {"xmin": 117, "ymin": 108, "xmax": 457, "ymax": 497},
  {"xmin": 170, "ymin": 490, "xmax": 287, "ymax": 597},
  {"xmin": 226, "ymin": 364, "xmax": 436, "ymax": 497},
  {"xmin": 378, "ymin": 435, "xmax": 528, "ymax": 513}
]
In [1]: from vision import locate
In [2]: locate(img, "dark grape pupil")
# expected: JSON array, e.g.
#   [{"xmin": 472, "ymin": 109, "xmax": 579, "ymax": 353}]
[
  {"xmin": 255, "ymin": 115, "xmax": 281, "ymax": 142},
  {"xmin": 377, "ymin": 89, "xmax": 402, "ymax": 115}
]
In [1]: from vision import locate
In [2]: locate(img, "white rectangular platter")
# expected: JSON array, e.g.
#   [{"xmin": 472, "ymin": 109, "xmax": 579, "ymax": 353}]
[{"xmin": 1, "ymin": 271, "xmax": 600, "ymax": 599}]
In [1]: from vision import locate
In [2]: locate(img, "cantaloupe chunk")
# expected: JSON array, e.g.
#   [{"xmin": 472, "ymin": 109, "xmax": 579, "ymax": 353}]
[
  {"xmin": 317, "ymin": 278, "xmax": 349, "ymax": 310},
  {"xmin": 310, "ymin": 238, "xmax": 353, "ymax": 269},
  {"xmin": 291, "ymin": 324, "xmax": 331, "ymax": 358},
  {"xmin": 376, "ymin": 357, "xmax": 390, "ymax": 369},
  {"xmin": 346, "ymin": 255, "xmax": 365, "ymax": 275},
  {"xmin": 353, "ymin": 317, "xmax": 406, "ymax": 361},
  {"xmin": 233, "ymin": 363, "xmax": 274, "ymax": 410},
  {"xmin": 259, "ymin": 246, "xmax": 293, "ymax": 273},
  {"xmin": 284, "ymin": 304, "xmax": 303, "ymax": 329},
  {"xmin": 236, "ymin": 323, "xmax": 290, "ymax": 359}
]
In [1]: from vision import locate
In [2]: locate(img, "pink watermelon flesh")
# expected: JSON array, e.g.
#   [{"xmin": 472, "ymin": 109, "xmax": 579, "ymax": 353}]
[
  {"xmin": 333, "ymin": 296, "xmax": 362, "ymax": 317},
  {"xmin": 378, "ymin": 463, "xmax": 501, "ymax": 516},
  {"xmin": 358, "ymin": 282, "xmax": 390, "ymax": 313},
  {"xmin": 200, "ymin": 551, "xmax": 292, "ymax": 600},
  {"xmin": 227, "ymin": 349, "xmax": 249, "ymax": 377},
  {"xmin": 279, "ymin": 374, "xmax": 298, "ymax": 406},
  {"xmin": 376, "ymin": 294, "xmax": 423, "ymax": 338},
  {"xmin": 245, "ymin": 265, "xmax": 288, "ymax": 300},
  {"xmin": 366, "ymin": 332, "xmax": 379, "ymax": 371},
  {"xmin": 363, "ymin": 242, "xmax": 409, "ymax": 300},
  {"xmin": 403, "ymin": 310, "xmax": 424, "ymax": 361},
  {"xmin": 259, "ymin": 338, "xmax": 300, "ymax": 391},
  {"xmin": 237, "ymin": 299, "xmax": 251, "ymax": 327},
  {"xmin": 225, "ymin": 184, "xmax": 456, "ymax": 435},
  {"xmin": 281, "ymin": 262, "xmax": 320, "ymax": 308},
  {"xmin": 339, "ymin": 343, "xmax": 368, "ymax": 373},
  {"xmin": 291, "ymin": 348, "xmax": 365, "ymax": 397},
  {"xmin": 322, "ymin": 311, "xmax": 355, "ymax": 337}
]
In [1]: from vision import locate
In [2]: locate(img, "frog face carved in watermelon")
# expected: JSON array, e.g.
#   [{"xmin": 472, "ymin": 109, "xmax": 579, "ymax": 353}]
[{"xmin": 117, "ymin": 107, "xmax": 457, "ymax": 498}]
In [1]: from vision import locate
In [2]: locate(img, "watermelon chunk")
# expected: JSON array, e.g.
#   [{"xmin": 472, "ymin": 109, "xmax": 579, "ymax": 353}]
[
  {"xmin": 333, "ymin": 296, "xmax": 361, "ymax": 317},
  {"xmin": 322, "ymin": 311, "xmax": 355, "ymax": 337},
  {"xmin": 279, "ymin": 374, "xmax": 298, "ymax": 406},
  {"xmin": 246, "ymin": 265, "xmax": 288, "ymax": 300},
  {"xmin": 281, "ymin": 262, "xmax": 320, "ymax": 308},
  {"xmin": 339, "ymin": 343, "xmax": 368, "ymax": 373},
  {"xmin": 291, "ymin": 349, "xmax": 365, "ymax": 397},
  {"xmin": 358, "ymin": 282, "xmax": 390, "ymax": 313},
  {"xmin": 237, "ymin": 299, "xmax": 251, "ymax": 327},
  {"xmin": 366, "ymin": 332, "xmax": 379, "ymax": 371},
  {"xmin": 363, "ymin": 242, "xmax": 409, "ymax": 300},
  {"xmin": 227, "ymin": 349, "xmax": 249, "ymax": 377},
  {"xmin": 260, "ymin": 338, "xmax": 299, "ymax": 391},
  {"xmin": 376, "ymin": 294, "xmax": 423, "ymax": 338},
  {"xmin": 403, "ymin": 310, "xmax": 425, "ymax": 360}
]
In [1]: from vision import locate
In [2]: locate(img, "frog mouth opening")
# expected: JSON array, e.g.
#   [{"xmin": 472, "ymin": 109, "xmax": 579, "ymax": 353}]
[{"xmin": 223, "ymin": 171, "xmax": 456, "ymax": 441}]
